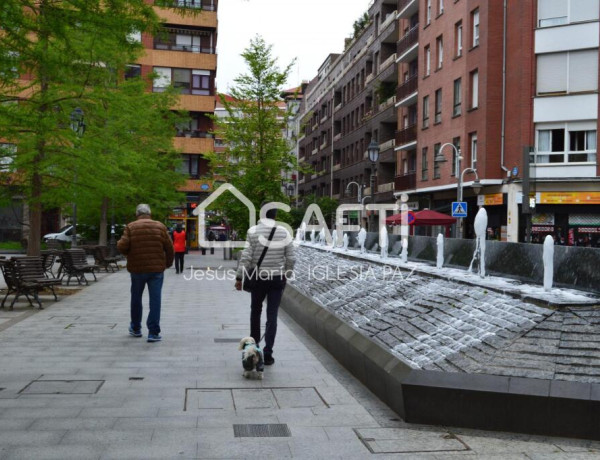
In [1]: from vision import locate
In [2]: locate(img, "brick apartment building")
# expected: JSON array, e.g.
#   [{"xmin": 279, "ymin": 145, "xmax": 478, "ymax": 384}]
[
  {"xmin": 137, "ymin": 0, "xmax": 218, "ymax": 248},
  {"xmin": 297, "ymin": 0, "xmax": 399, "ymax": 223},
  {"xmin": 297, "ymin": 0, "xmax": 599, "ymax": 244}
]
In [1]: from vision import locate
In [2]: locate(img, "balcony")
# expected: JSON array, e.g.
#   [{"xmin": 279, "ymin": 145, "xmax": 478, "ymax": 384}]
[
  {"xmin": 398, "ymin": 0, "xmax": 418, "ymax": 19},
  {"xmin": 311, "ymin": 147, "xmax": 319, "ymax": 155},
  {"xmin": 395, "ymin": 173, "xmax": 416, "ymax": 191},
  {"xmin": 333, "ymin": 133, "xmax": 342, "ymax": 142},
  {"xmin": 320, "ymin": 114, "xmax": 328, "ymax": 123},
  {"xmin": 320, "ymin": 141, "xmax": 327, "ymax": 150},
  {"xmin": 379, "ymin": 138, "xmax": 396, "ymax": 152},
  {"xmin": 395, "ymin": 124, "xmax": 417, "ymax": 148},
  {"xmin": 139, "ymin": 49, "xmax": 217, "ymax": 70},
  {"xmin": 365, "ymin": 73, "xmax": 375, "ymax": 85},
  {"xmin": 173, "ymin": 136, "xmax": 213, "ymax": 153},
  {"xmin": 174, "ymin": 94, "xmax": 215, "ymax": 112},
  {"xmin": 379, "ymin": 53, "xmax": 397, "ymax": 74},
  {"xmin": 378, "ymin": 182, "xmax": 395, "ymax": 193},
  {"xmin": 396, "ymin": 75, "xmax": 418, "ymax": 107},
  {"xmin": 154, "ymin": 7, "xmax": 216, "ymax": 28},
  {"xmin": 379, "ymin": 11, "xmax": 397, "ymax": 36},
  {"xmin": 397, "ymin": 25, "xmax": 418, "ymax": 63},
  {"xmin": 333, "ymin": 164, "xmax": 341, "ymax": 172}
]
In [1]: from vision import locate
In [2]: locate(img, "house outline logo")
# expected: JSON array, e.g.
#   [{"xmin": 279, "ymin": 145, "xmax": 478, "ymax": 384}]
[{"xmin": 193, "ymin": 183, "xmax": 256, "ymax": 248}]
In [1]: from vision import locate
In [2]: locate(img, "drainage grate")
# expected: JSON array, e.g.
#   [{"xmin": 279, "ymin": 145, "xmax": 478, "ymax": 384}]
[
  {"xmin": 129, "ymin": 377, "xmax": 144, "ymax": 381},
  {"xmin": 233, "ymin": 424, "xmax": 291, "ymax": 438},
  {"xmin": 214, "ymin": 338, "xmax": 241, "ymax": 343}
]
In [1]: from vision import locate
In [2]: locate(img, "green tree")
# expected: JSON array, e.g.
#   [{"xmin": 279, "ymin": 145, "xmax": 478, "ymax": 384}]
[
  {"xmin": 206, "ymin": 36, "xmax": 297, "ymax": 237},
  {"xmin": 0, "ymin": 0, "xmax": 196, "ymax": 254}
]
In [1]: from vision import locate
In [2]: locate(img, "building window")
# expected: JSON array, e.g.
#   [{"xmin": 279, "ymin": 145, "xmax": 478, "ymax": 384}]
[
  {"xmin": 472, "ymin": 8, "xmax": 480, "ymax": 47},
  {"xmin": 455, "ymin": 21, "xmax": 463, "ymax": 57},
  {"xmin": 538, "ymin": 0, "xmax": 599, "ymax": 27},
  {"xmin": 426, "ymin": 0, "xmax": 432, "ymax": 24},
  {"xmin": 433, "ymin": 143, "xmax": 441, "ymax": 178},
  {"xmin": 125, "ymin": 64, "xmax": 141, "ymax": 80},
  {"xmin": 421, "ymin": 147, "xmax": 428, "ymax": 181},
  {"xmin": 425, "ymin": 45, "xmax": 431, "ymax": 76},
  {"xmin": 534, "ymin": 124, "xmax": 597, "ymax": 163},
  {"xmin": 422, "ymin": 95, "xmax": 430, "ymax": 128},
  {"xmin": 453, "ymin": 78, "xmax": 462, "ymax": 116},
  {"xmin": 470, "ymin": 133, "xmax": 478, "ymax": 170},
  {"xmin": 434, "ymin": 88, "xmax": 442, "ymax": 123},
  {"xmin": 537, "ymin": 50, "xmax": 598, "ymax": 95},
  {"xmin": 470, "ymin": 69, "xmax": 479, "ymax": 109},
  {"xmin": 452, "ymin": 137, "xmax": 460, "ymax": 176},
  {"xmin": 153, "ymin": 67, "xmax": 213, "ymax": 94},
  {"xmin": 438, "ymin": 0, "xmax": 444, "ymax": 16},
  {"xmin": 436, "ymin": 36, "xmax": 443, "ymax": 69}
]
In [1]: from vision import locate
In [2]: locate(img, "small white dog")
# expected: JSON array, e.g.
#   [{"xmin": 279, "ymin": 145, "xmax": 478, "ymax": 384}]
[{"xmin": 238, "ymin": 336, "xmax": 264, "ymax": 380}]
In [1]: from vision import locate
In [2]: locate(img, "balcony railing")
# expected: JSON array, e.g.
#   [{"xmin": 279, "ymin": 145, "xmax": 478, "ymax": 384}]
[
  {"xmin": 395, "ymin": 172, "xmax": 416, "ymax": 191},
  {"xmin": 396, "ymin": 75, "xmax": 418, "ymax": 102},
  {"xmin": 380, "ymin": 11, "xmax": 397, "ymax": 33},
  {"xmin": 395, "ymin": 124, "xmax": 417, "ymax": 146},
  {"xmin": 379, "ymin": 138, "xmax": 395, "ymax": 152},
  {"xmin": 171, "ymin": 0, "xmax": 217, "ymax": 10},
  {"xmin": 175, "ymin": 130, "xmax": 214, "ymax": 138},
  {"xmin": 378, "ymin": 182, "xmax": 395, "ymax": 193},
  {"xmin": 397, "ymin": 25, "xmax": 419, "ymax": 57},
  {"xmin": 379, "ymin": 53, "xmax": 397, "ymax": 73}
]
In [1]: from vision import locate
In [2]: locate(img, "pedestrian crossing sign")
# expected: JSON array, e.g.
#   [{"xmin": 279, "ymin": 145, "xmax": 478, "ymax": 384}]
[{"xmin": 452, "ymin": 201, "xmax": 468, "ymax": 218}]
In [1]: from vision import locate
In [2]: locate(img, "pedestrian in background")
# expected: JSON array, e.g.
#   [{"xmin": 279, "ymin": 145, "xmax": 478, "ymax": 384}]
[
  {"xmin": 172, "ymin": 223, "xmax": 186, "ymax": 274},
  {"xmin": 118, "ymin": 204, "xmax": 174, "ymax": 343},
  {"xmin": 235, "ymin": 206, "xmax": 295, "ymax": 365}
]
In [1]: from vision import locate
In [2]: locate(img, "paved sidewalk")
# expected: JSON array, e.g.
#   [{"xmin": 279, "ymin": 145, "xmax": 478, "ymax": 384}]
[{"xmin": 0, "ymin": 251, "xmax": 599, "ymax": 459}]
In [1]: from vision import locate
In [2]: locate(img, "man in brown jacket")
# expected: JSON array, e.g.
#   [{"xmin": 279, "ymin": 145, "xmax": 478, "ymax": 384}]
[{"xmin": 117, "ymin": 204, "xmax": 174, "ymax": 342}]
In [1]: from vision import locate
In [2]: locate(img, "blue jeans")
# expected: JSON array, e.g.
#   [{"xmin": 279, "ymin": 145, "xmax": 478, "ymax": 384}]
[
  {"xmin": 130, "ymin": 272, "xmax": 164, "ymax": 335},
  {"xmin": 250, "ymin": 277, "xmax": 286, "ymax": 357}
]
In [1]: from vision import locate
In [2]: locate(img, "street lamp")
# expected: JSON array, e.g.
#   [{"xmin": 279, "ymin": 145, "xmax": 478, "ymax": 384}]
[
  {"xmin": 367, "ymin": 139, "xmax": 380, "ymax": 232},
  {"xmin": 434, "ymin": 142, "xmax": 482, "ymax": 239},
  {"xmin": 69, "ymin": 108, "xmax": 85, "ymax": 247},
  {"xmin": 345, "ymin": 181, "xmax": 363, "ymax": 203}
]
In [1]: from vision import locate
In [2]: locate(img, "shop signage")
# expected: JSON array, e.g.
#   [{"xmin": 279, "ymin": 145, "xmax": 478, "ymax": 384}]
[
  {"xmin": 539, "ymin": 192, "xmax": 600, "ymax": 205},
  {"xmin": 578, "ymin": 227, "xmax": 600, "ymax": 234},
  {"xmin": 532, "ymin": 212, "xmax": 554, "ymax": 225},
  {"xmin": 177, "ymin": 180, "xmax": 214, "ymax": 192},
  {"xmin": 477, "ymin": 193, "xmax": 504, "ymax": 206}
]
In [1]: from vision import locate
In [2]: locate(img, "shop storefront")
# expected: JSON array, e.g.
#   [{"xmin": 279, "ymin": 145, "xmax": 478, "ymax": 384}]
[{"xmin": 529, "ymin": 191, "xmax": 600, "ymax": 247}]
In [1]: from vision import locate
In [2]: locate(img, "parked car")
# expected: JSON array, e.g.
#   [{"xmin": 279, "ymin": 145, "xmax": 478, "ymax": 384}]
[{"xmin": 43, "ymin": 225, "xmax": 81, "ymax": 243}]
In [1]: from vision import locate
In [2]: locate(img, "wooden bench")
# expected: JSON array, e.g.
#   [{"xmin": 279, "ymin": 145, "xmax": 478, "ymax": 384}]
[
  {"xmin": 93, "ymin": 246, "xmax": 120, "ymax": 272},
  {"xmin": 45, "ymin": 239, "xmax": 64, "ymax": 251},
  {"xmin": 40, "ymin": 249, "xmax": 58, "ymax": 278},
  {"xmin": 0, "ymin": 257, "xmax": 61, "ymax": 310},
  {"xmin": 60, "ymin": 249, "xmax": 99, "ymax": 285}
]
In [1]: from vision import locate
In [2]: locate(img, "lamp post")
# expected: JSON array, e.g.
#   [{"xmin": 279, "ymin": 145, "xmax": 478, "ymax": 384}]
[
  {"xmin": 434, "ymin": 142, "xmax": 482, "ymax": 239},
  {"xmin": 109, "ymin": 199, "xmax": 117, "ymax": 256},
  {"xmin": 367, "ymin": 139, "xmax": 380, "ymax": 232},
  {"xmin": 69, "ymin": 108, "xmax": 85, "ymax": 247}
]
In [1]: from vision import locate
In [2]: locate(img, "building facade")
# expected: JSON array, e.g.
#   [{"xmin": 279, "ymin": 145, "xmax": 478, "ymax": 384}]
[
  {"xmin": 395, "ymin": 0, "xmax": 599, "ymax": 243},
  {"xmin": 297, "ymin": 0, "xmax": 399, "ymax": 222},
  {"xmin": 139, "ymin": 0, "xmax": 219, "ymax": 248}
]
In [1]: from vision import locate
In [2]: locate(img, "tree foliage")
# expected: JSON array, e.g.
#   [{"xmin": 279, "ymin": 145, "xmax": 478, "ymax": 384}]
[
  {"xmin": 0, "ymin": 0, "xmax": 196, "ymax": 254},
  {"xmin": 206, "ymin": 35, "xmax": 297, "ymax": 238}
]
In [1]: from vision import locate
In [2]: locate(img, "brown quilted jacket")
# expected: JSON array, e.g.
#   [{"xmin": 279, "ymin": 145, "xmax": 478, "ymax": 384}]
[{"xmin": 117, "ymin": 216, "xmax": 174, "ymax": 273}]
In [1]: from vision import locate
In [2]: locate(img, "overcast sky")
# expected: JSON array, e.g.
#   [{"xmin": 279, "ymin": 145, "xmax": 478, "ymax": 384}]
[{"xmin": 216, "ymin": 0, "xmax": 371, "ymax": 93}]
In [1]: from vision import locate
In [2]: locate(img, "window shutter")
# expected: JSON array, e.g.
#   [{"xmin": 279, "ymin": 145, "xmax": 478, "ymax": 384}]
[
  {"xmin": 537, "ymin": 53, "xmax": 567, "ymax": 93},
  {"xmin": 570, "ymin": 0, "xmax": 599, "ymax": 22},
  {"xmin": 569, "ymin": 50, "xmax": 599, "ymax": 92}
]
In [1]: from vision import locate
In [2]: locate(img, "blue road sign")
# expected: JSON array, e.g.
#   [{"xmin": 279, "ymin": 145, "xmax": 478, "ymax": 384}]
[{"xmin": 452, "ymin": 201, "xmax": 468, "ymax": 218}]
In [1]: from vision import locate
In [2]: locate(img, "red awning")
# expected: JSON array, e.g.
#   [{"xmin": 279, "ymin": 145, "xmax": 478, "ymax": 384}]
[{"xmin": 386, "ymin": 209, "xmax": 457, "ymax": 226}]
